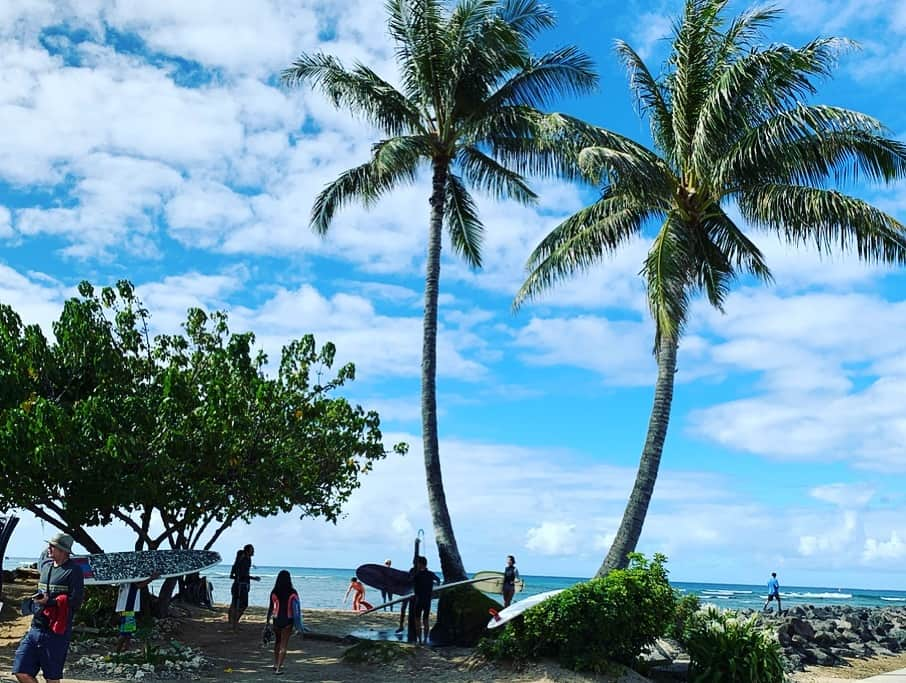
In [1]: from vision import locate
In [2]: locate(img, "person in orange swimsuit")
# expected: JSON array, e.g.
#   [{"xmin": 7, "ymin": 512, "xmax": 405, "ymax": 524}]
[{"xmin": 343, "ymin": 577, "xmax": 373, "ymax": 612}]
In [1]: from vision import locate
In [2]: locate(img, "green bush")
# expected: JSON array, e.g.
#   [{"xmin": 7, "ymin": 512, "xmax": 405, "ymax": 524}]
[
  {"xmin": 479, "ymin": 553, "xmax": 676, "ymax": 672},
  {"xmin": 669, "ymin": 592, "xmax": 701, "ymax": 643},
  {"xmin": 684, "ymin": 607, "xmax": 786, "ymax": 683},
  {"xmin": 76, "ymin": 585, "xmax": 119, "ymax": 630}
]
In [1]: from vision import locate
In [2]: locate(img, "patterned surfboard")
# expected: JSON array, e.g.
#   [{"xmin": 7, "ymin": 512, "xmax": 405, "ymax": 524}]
[{"xmin": 68, "ymin": 549, "xmax": 221, "ymax": 585}]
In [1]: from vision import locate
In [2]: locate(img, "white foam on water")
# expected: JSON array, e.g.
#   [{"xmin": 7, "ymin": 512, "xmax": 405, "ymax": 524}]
[
  {"xmin": 881, "ymin": 597, "xmax": 906, "ymax": 602},
  {"xmin": 786, "ymin": 592, "xmax": 852, "ymax": 599}
]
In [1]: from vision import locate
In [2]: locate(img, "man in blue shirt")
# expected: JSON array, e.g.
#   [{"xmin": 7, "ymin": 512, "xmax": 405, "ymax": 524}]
[
  {"xmin": 763, "ymin": 572, "xmax": 781, "ymax": 613},
  {"xmin": 13, "ymin": 532, "xmax": 84, "ymax": 683}
]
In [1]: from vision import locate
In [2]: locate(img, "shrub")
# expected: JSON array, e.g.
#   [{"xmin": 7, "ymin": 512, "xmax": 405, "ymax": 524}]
[
  {"xmin": 478, "ymin": 553, "xmax": 676, "ymax": 672},
  {"xmin": 76, "ymin": 585, "xmax": 119, "ymax": 630},
  {"xmin": 684, "ymin": 607, "xmax": 787, "ymax": 683},
  {"xmin": 669, "ymin": 592, "xmax": 701, "ymax": 643}
]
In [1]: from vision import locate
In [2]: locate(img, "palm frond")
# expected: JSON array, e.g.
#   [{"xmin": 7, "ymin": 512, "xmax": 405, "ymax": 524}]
[
  {"xmin": 720, "ymin": 105, "xmax": 906, "ymax": 189},
  {"xmin": 578, "ymin": 144, "xmax": 676, "ymax": 200},
  {"xmin": 311, "ymin": 138, "xmax": 423, "ymax": 234},
  {"xmin": 446, "ymin": 0, "xmax": 526, "ymax": 123},
  {"xmin": 496, "ymin": 0, "xmax": 557, "ymax": 40},
  {"xmin": 476, "ymin": 46, "xmax": 598, "ymax": 114},
  {"xmin": 739, "ymin": 184, "xmax": 906, "ymax": 264},
  {"xmin": 644, "ymin": 216, "xmax": 694, "ymax": 343},
  {"xmin": 705, "ymin": 207, "xmax": 773, "ymax": 284},
  {"xmin": 690, "ymin": 228, "xmax": 734, "ymax": 312},
  {"xmin": 713, "ymin": 5, "xmax": 782, "ymax": 63},
  {"xmin": 385, "ymin": 0, "xmax": 448, "ymax": 118},
  {"xmin": 457, "ymin": 145, "xmax": 537, "ymax": 204},
  {"xmin": 281, "ymin": 54, "xmax": 421, "ymax": 135},
  {"xmin": 669, "ymin": 0, "xmax": 727, "ymax": 169},
  {"xmin": 614, "ymin": 40, "xmax": 675, "ymax": 158},
  {"xmin": 690, "ymin": 38, "xmax": 851, "ymax": 173},
  {"xmin": 485, "ymin": 110, "xmax": 594, "ymax": 181},
  {"xmin": 515, "ymin": 193, "xmax": 653, "ymax": 308},
  {"xmin": 445, "ymin": 174, "xmax": 484, "ymax": 267}
]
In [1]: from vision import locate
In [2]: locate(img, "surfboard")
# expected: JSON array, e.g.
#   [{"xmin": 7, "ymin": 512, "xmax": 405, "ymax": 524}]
[
  {"xmin": 486, "ymin": 589, "xmax": 565, "ymax": 629},
  {"xmin": 68, "ymin": 549, "xmax": 221, "ymax": 585},
  {"xmin": 357, "ymin": 576, "xmax": 490, "ymax": 615},
  {"xmin": 471, "ymin": 570, "xmax": 525, "ymax": 594},
  {"xmin": 355, "ymin": 563, "xmax": 413, "ymax": 597}
]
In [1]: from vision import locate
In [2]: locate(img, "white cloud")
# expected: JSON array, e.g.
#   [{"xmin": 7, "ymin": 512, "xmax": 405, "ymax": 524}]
[
  {"xmin": 0, "ymin": 263, "xmax": 69, "ymax": 330},
  {"xmin": 631, "ymin": 12, "xmax": 673, "ymax": 61},
  {"xmin": 687, "ymin": 289, "xmax": 906, "ymax": 470},
  {"xmin": 810, "ymin": 483, "xmax": 875, "ymax": 508},
  {"xmin": 0, "ymin": 206, "xmax": 11, "ymax": 238},
  {"xmin": 863, "ymin": 532, "xmax": 906, "ymax": 562},
  {"xmin": 526, "ymin": 522, "xmax": 579, "ymax": 556},
  {"xmin": 798, "ymin": 511, "xmax": 859, "ymax": 557},
  {"xmin": 514, "ymin": 314, "xmax": 655, "ymax": 385}
]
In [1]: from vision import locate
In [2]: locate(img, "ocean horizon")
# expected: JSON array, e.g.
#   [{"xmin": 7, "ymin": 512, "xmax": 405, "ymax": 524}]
[{"xmin": 7, "ymin": 557, "xmax": 906, "ymax": 612}]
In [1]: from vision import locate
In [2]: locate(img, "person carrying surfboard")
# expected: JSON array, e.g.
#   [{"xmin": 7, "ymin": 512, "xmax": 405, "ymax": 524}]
[
  {"xmin": 114, "ymin": 571, "xmax": 161, "ymax": 653},
  {"xmin": 502, "ymin": 555, "xmax": 520, "ymax": 608},
  {"xmin": 12, "ymin": 533, "xmax": 84, "ymax": 683},
  {"xmin": 410, "ymin": 556, "xmax": 440, "ymax": 645}
]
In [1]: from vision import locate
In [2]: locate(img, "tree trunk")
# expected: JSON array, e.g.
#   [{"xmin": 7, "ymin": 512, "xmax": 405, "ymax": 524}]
[
  {"xmin": 597, "ymin": 335, "xmax": 678, "ymax": 577},
  {"xmin": 153, "ymin": 576, "xmax": 178, "ymax": 617},
  {"xmin": 422, "ymin": 157, "xmax": 467, "ymax": 582}
]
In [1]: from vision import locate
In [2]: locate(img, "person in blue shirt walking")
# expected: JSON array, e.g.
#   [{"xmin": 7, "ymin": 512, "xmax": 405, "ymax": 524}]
[{"xmin": 763, "ymin": 572, "xmax": 782, "ymax": 613}]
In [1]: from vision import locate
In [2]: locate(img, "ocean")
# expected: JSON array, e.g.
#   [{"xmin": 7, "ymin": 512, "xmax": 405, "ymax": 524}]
[{"xmin": 7, "ymin": 557, "xmax": 906, "ymax": 612}]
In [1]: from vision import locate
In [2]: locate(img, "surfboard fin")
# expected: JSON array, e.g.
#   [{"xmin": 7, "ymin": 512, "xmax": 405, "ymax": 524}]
[{"xmin": 488, "ymin": 608, "xmax": 501, "ymax": 622}]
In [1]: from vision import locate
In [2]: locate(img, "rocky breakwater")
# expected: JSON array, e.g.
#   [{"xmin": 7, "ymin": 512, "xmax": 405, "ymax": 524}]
[{"xmin": 742, "ymin": 604, "xmax": 906, "ymax": 671}]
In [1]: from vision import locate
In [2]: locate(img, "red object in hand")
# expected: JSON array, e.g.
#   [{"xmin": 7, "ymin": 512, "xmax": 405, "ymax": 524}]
[{"xmin": 43, "ymin": 594, "xmax": 69, "ymax": 634}]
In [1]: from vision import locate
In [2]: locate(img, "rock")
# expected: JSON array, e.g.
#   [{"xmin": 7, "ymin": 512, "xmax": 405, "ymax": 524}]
[
  {"xmin": 814, "ymin": 630, "xmax": 836, "ymax": 646},
  {"xmin": 789, "ymin": 617, "xmax": 816, "ymax": 640}
]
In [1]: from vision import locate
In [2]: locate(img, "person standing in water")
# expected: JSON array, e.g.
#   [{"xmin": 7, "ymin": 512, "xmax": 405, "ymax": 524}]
[
  {"xmin": 763, "ymin": 572, "xmax": 782, "ymax": 613},
  {"xmin": 502, "ymin": 555, "xmax": 520, "ymax": 608}
]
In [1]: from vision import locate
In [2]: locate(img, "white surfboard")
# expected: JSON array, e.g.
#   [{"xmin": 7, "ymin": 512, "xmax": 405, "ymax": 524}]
[
  {"xmin": 486, "ymin": 589, "xmax": 565, "ymax": 629},
  {"xmin": 471, "ymin": 570, "xmax": 525, "ymax": 594},
  {"xmin": 357, "ymin": 576, "xmax": 489, "ymax": 615}
]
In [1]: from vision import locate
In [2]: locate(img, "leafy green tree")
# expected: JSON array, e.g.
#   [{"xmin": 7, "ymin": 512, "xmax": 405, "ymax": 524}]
[
  {"xmin": 282, "ymin": 0, "xmax": 597, "ymax": 580},
  {"xmin": 0, "ymin": 281, "xmax": 402, "ymax": 562},
  {"xmin": 515, "ymin": 0, "xmax": 906, "ymax": 575}
]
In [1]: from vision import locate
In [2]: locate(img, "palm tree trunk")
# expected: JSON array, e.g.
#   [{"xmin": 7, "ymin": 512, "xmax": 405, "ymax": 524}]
[
  {"xmin": 422, "ymin": 157, "xmax": 467, "ymax": 582},
  {"xmin": 597, "ymin": 334, "xmax": 678, "ymax": 576}
]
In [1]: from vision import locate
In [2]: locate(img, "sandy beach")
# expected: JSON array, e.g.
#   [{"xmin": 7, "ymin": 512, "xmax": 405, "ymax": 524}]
[{"xmin": 4, "ymin": 573, "xmax": 906, "ymax": 682}]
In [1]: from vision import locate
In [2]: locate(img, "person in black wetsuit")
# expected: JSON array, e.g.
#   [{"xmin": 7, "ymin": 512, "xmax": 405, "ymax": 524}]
[
  {"xmin": 502, "ymin": 555, "xmax": 520, "ymax": 607},
  {"xmin": 228, "ymin": 544, "xmax": 260, "ymax": 631},
  {"xmin": 409, "ymin": 556, "xmax": 439, "ymax": 645}
]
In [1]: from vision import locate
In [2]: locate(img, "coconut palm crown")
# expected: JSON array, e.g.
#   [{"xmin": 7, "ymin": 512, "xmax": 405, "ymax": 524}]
[
  {"xmin": 515, "ymin": 0, "xmax": 906, "ymax": 575},
  {"xmin": 283, "ymin": 0, "xmax": 597, "ymax": 580}
]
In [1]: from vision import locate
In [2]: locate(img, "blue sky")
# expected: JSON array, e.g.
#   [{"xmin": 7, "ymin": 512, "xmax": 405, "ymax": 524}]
[{"xmin": 4, "ymin": 0, "xmax": 906, "ymax": 589}]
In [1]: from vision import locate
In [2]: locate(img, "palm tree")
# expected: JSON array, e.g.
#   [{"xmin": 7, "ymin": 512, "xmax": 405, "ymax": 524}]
[
  {"xmin": 283, "ymin": 0, "xmax": 597, "ymax": 580},
  {"xmin": 515, "ymin": 0, "xmax": 906, "ymax": 576}
]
